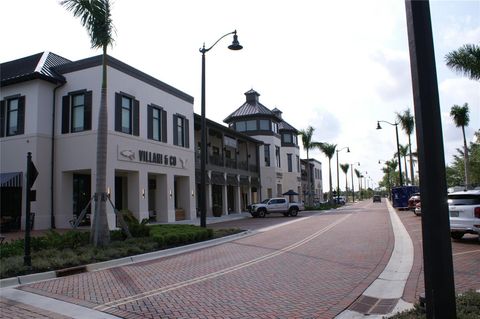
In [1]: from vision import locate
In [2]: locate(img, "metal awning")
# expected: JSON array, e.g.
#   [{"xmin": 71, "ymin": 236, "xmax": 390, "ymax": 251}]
[
  {"xmin": 0, "ymin": 172, "xmax": 23, "ymax": 187},
  {"xmin": 227, "ymin": 174, "xmax": 238, "ymax": 186}
]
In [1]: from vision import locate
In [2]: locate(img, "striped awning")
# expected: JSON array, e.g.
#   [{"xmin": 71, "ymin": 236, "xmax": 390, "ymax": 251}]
[{"xmin": 0, "ymin": 172, "xmax": 23, "ymax": 187}]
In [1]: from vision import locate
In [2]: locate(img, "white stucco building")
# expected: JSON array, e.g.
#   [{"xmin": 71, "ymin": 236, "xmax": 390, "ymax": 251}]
[
  {"xmin": 1, "ymin": 52, "xmax": 196, "ymax": 231},
  {"xmin": 224, "ymin": 89, "xmax": 303, "ymax": 201}
]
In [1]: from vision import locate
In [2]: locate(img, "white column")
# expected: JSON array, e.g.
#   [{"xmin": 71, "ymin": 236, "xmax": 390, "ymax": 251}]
[
  {"xmin": 167, "ymin": 173, "xmax": 175, "ymax": 222},
  {"xmin": 206, "ymin": 171, "xmax": 212, "ymax": 216},
  {"xmin": 137, "ymin": 171, "xmax": 148, "ymax": 222},
  {"xmin": 235, "ymin": 175, "xmax": 241, "ymax": 213}
]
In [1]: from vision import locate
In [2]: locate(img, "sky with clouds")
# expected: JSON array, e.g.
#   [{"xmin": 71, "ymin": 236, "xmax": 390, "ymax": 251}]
[{"xmin": 1, "ymin": 0, "xmax": 479, "ymax": 192}]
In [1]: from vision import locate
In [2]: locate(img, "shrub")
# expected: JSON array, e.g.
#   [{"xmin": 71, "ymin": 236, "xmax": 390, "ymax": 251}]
[{"xmin": 390, "ymin": 291, "xmax": 480, "ymax": 319}]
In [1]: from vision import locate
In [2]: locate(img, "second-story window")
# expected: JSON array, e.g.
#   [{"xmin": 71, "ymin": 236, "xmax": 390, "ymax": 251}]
[
  {"xmin": 1, "ymin": 96, "xmax": 25, "ymax": 137},
  {"xmin": 275, "ymin": 146, "xmax": 280, "ymax": 168},
  {"xmin": 115, "ymin": 92, "xmax": 139, "ymax": 136},
  {"xmin": 62, "ymin": 91, "xmax": 92, "ymax": 134},
  {"xmin": 148, "ymin": 104, "xmax": 167, "ymax": 142},
  {"xmin": 173, "ymin": 114, "xmax": 189, "ymax": 148},
  {"xmin": 296, "ymin": 155, "xmax": 300, "ymax": 172},
  {"xmin": 287, "ymin": 153, "xmax": 292, "ymax": 172},
  {"xmin": 259, "ymin": 119, "xmax": 270, "ymax": 130},
  {"xmin": 264, "ymin": 144, "xmax": 270, "ymax": 167}
]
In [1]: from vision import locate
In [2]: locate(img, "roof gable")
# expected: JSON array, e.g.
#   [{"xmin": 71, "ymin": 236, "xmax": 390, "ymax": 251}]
[{"xmin": 1, "ymin": 52, "xmax": 70, "ymax": 86}]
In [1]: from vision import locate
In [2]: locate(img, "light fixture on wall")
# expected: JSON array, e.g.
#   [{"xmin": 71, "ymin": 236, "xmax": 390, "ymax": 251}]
[
  {"xmin": 169, "ymin": 189, "xmax": 173, "ymax": 198},
  {"xmin": 142, "ymin": 188, "xmax": 145, "ymax": 198},
  {"xmin": 107, "ymin": 187, "xmax": 111, "ymax": 197},
  {"xmin": 191, "ymin": 190, "xmax": 195, "ymax": 197}
]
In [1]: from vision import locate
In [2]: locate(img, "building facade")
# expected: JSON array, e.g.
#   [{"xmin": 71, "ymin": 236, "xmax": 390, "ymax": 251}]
[
  {"xmin": 224, "ymin": 89, "xmax": 302, "ymax": 201},
  {"xmin": 301, "ymin": 158, "xmax": 323, "ymax": 203},
  {"xmin": 193, "ymin": 114, "xmax": 262, "ymax": 216},
  {"xmin": 1, "ymin": 52, "xmax": 196, "ymax": 231}
]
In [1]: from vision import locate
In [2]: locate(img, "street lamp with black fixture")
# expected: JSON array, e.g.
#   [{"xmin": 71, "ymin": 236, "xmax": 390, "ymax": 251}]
[
  {"xmin": 336, "ymin": 146, "xmax": 350, "ymax": 204},
  {"xmin": 377, "ymin": 120, "xmax": 404, "ymax": 186},
  {"xmin": 199, "ymin": 30, "xmax": 243, "ymax": 228},
  {"xmin": 350, "ymin": 162, "xmax": 360, "ymax": 202}
]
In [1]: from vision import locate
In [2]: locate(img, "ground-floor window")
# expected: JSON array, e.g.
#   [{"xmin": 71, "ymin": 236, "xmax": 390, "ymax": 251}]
[
  {"xmin": 73, "ymin": 173, "xmax": 91, "ymax": 226},
  {"xmin": 0, "ymin": 187, "xmax": 22, "ymax": 232}
]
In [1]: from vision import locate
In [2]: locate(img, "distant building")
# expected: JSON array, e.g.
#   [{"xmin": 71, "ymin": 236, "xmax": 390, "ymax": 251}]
[
  {"xmin": 224, "ymin": 89, "xmax": 302, "ymax": 201},
  {"xmin": 193, "ymin": 114, "xmax": 262, "ymax": 216},
  {"xmin": 301, "ymin": 158, "xmax": 323, "ymax": 203},
  {"xmin": 1, "ymin": 52, "xmax": 195, "ymax": 231}
]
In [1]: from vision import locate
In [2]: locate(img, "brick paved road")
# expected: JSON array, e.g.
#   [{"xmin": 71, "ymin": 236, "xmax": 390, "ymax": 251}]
[
  {"xmin": 14, "ymin": 201, "xmax": 394, "ymax": 319},
  {"xmin": 397, "ymin": 209, "xmax": 480, "ymax": 304}
]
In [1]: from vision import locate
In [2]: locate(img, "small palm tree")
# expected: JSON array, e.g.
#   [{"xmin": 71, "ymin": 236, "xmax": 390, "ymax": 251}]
[
  {"xmin": 61, "ymin": 0, "xmax": 115, "ymax": 246},
  {"xmin": 450, "ymin": 103, "xmax": 471, "ymax": 187},
  {"xmin": 445, "ymin": 44, "xmax": 480, "ymax": 81},
  {"xmin": 319, "ymin": 143, "xmax": 337, "ymax": 202},
  {"xmin": 396, "ymin": 109, "xmax": 415, "ymax": 184},
  {"xmin": 340, "ymin": 163, "xmax": 349, "ymax": 201},
  {"xmin": 299, "ymin": 126, "xmax": 323, "ymax": 205}
]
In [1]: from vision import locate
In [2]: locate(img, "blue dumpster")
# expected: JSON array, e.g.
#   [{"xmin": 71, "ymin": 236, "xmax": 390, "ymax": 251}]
[{"xmin": 391, "ymin": 186, "xmax": 420, "ymax": 208}]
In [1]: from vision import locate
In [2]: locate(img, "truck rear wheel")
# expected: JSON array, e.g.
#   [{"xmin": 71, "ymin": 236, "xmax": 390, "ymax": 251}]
[
  {"xmin": 258, "ymin": 209, "xmax": 266, "ymax": 218},
  {"xmin": 289, "ymin": 207, "xmax": 298, "ymax": 217}
]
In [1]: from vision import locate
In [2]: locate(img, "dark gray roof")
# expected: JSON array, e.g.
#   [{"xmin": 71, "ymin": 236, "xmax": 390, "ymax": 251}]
[
  {"xmin": 1, "ymin": 52, "xmax": 70, "ymax": 86},
  {"xmin": 194, "ymin": 113, "xmax": 263, "ymax": 145},
  {"xmin": 224, "ymin": 89, "xmax": 277, "ymax": 123},
  {"xmin": 278, "ymin": 119, "xmax": 298, "ymax": 133}
]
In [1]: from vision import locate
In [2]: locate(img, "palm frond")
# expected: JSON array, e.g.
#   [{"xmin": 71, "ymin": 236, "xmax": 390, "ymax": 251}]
[
  {"xmin": 445, "ymin": 44, "xmax": 480, "ymax": 81},
  {"xmin": 450, "ymin": 103, "xmax": 470, "ymax": 127}
]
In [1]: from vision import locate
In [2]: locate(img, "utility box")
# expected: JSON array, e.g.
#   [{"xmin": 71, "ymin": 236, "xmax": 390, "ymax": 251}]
[{"xmin": 391, "ymin": 186, "xmax": 420, "ymax": 209}]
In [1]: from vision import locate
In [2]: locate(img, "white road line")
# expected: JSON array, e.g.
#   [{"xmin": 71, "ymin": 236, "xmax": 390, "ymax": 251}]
[
  {"xmin": 453, "ymin": 249, "xmax": 480, "ymax": 256},
  {"xmin": 95, "ymin": 214, "xmax": 351, "ymax": 311}
]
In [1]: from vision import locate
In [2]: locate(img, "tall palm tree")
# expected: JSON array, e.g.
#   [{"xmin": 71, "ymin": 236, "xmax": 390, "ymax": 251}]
[
  {"xmin": 395, "ymin": 144, "xmax": 410, "ymax": 185},
  {"xmin": 319, "ymin": 143, "xmax": 337, "ymax": 202},
  {"xmin": 396, "ymin": 109, "xmax": 415, "ymax": 185},
  {"xmin": 354, "ymin": 168, "xmax": 361, "ymax": 200},
  {"xmin": 450, "ymin": 103, "xmax": 471, "ymax": 187},
  {"xmin": 340, "ymin": 163, "xmax": 349, "ymax": 200},
  {"xmin": 445, "ymin": 44, "xmax": 480, "ymax": 81},
  {"xmin": 61, "ymin": 0, "xmax": 115, "ymax": 246},
  {"xmin": 299, "ymin": 126, "xmax": 323, "ymax": 205}
]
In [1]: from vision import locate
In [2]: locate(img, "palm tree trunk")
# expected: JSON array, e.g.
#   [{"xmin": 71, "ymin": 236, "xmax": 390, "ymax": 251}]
[
  {"xmin": 404, "ymin": 155, "xmax": 408, "ymax": 185},
  {"xmin": 306, "ymin": 150, "xmax": 311, "ymax": 206},
  {"xmin": 328, "ymin": 158, "xmax": 333, "ymax": 203},
  {"xmin": 408, "ymin": 134, "xmax": 415, "ymax": 185},
  {"xmin": 92, "ymin": 47, "xmax": 110, "ymax": 246},
  {"xmin": 344, "ymin": 173, "xmax": 348, "ymax": 202},
  {"xmin": 462, "ymin": 125, "xmax": 469, "ymax": 187}
]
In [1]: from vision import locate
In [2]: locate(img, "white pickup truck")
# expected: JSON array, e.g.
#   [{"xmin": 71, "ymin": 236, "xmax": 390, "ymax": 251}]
[{"xmin": 249, "ymin": 197, "xmax": 305, "ymax": 218}]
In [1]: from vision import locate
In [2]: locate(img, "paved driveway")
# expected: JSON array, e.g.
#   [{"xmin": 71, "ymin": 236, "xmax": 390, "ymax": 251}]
[{"xmin": 13, "ymin": 201, "xmax": 394, "ymax": 319}]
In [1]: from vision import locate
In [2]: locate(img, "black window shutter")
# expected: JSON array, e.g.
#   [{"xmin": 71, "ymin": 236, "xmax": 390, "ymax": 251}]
[
  {"xmin": 133, "ymin": 99, "xmax": 139, "ymax": 136},
  {"xmin": 147, "ymin": 105, "xmax": 153, "ymax": 140},
  {"xmin": 185, "ymin": 118, "xmax": 190, "ymax": 148},
  {"xmin": 115, "ymin": 93, "xmax": 121, "ymax": 132},
  {"xmin": 84, "ymin": 91, "xmax": 92, "ymax": 131},
  {"xmin": 173, "ymin": 114, "xmax": 178, "ymax": 146},
  {"xmin": 17, "ymin": 96, "xmax": 25, "ymax": 135},
  {"xmin": 0, "ymin": 100, "xmax": 5, "ymax": 137},
  {"xmin": 62, "ymin": 95, "xmax": 70, "ymax": 134},
  {"xmin": 161, "ymin": 109, "xmax": 167, "ymax": 143}
]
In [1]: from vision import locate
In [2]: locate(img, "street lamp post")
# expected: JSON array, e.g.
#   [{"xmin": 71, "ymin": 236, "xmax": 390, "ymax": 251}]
[
  {"xmin": 377, "ymin": 120, "xmax": 404, "ymax": 186},
  {"xmin": 199, "ymin": 30, "xmax": 243, "ymax": 228},
  {"xmin": 350, "ymin": 162, "xmax": 360, "ymax": 202},
  {"xmin": 336, "ymin": 146, "xmax": 350, "ymax": 204}
]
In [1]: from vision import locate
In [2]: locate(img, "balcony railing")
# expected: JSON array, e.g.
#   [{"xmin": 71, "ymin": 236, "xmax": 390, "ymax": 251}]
[{"xmin": 225, "ymin": 158, "xmax": 237, "ymax": 169}]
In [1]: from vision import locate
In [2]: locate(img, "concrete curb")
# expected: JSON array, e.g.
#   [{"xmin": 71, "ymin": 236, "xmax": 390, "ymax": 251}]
[
  {"xmin": 335, "ymin": 200, "xmax": 415, "ymax": 318},
  {"xmin": 0, "ymin": 230, "xmax": 253, "ymax": 288}
]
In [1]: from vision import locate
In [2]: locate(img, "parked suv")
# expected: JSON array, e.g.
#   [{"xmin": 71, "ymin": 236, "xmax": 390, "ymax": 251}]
[
  {"xmin": 407, "ymin": 193, "xmax": 420, "ymax": 211},
  {"xmin": 448, "ymin": 190, "xmax": 480, "ymax": 239}
]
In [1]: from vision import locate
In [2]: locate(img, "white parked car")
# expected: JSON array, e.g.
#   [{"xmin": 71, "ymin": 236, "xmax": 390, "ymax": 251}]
[{"xmin": 448, "ymin": 190, "xmax": 480, "ymax": 240}]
